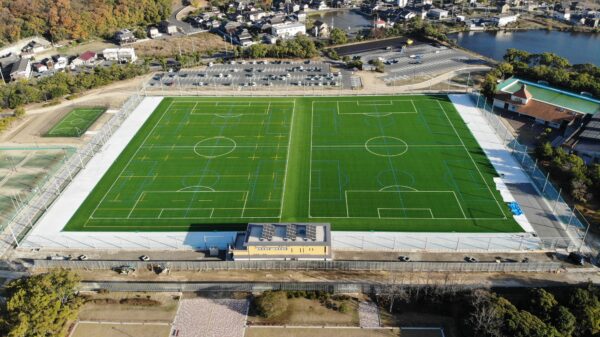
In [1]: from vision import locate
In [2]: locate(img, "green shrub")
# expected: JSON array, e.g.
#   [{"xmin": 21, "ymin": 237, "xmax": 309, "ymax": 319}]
[
  {"xmin": 339, "ymin": 302, "xmax": 351, "ymax": 313},
  {"xmin": 255, "ymin": 291, "xmax": 288, "ymax": 318}
]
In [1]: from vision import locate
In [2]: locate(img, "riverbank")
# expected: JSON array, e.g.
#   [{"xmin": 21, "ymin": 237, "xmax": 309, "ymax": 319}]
[{"xmin": 449, "ymin": 29, "xmax": 600, "ymax": 65}]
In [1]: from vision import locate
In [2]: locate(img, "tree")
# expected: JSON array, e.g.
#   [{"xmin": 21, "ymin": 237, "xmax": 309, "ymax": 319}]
[
  {"xmin": 255, "ymin": 291, "xmax": 288, "ymax": 318},
  {"xmin": 13, "ymin": 106, "xmax": 25, "ymax": 118},
  {"xmin": 0, "ymin": 270, "xmax": 82, "ymax": 337},
  {"xmin": 528, "ymin": 288, "xmax": 557, "ymax": 322},
  {"xmin": 536, "ymin": 141, "xmax": 553, "ymax": 160},
  {"xmin": 330, "ymin": 28, "xmax": 348, "ymax": 45},
  {"xmin": 551, "ymin": 305, "xmax": 576, "ymax": 337},
  {"xmin": 466, "ymin": 290, "xmax": 502, "ymax": 337},
  {"xmin": 497, "ymin": 62, "xmax": 514, "ymax": 79}
]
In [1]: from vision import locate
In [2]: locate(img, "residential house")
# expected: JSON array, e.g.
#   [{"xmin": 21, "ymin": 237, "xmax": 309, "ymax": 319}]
[
  {"xmin": 115, "ymin": 29, "xmax": 137, "ymax": 44},
  {"xmin": 32, "ymin": 63, "xmax": 48, "ymax": 73},
  {"xmin": 236, "ymin": 29, "xmax": 255, "ymax": 46},
  {"xmin": 373, "ymin": 19, "xmax": 387, "ymax": 28},
  {"xmin": 148, "ymin": 27, "xmax": 162, "ymax": 39},
  {"xmin": 102, "ymin": 48, "xmax": 137, "ymax": 63},
  {"xmin": 494, "ymin": 13, "xmax": 519, "ymax": 26},
  {"xmin": 554, "ymin": 8, "xmax": 571, "ymax": 21},
  {"xmin": 159, "ymin": 21, "xmax": 178, "ymax": 35},
  {"xmin": 9, "ymin": 58, "xmax": 31, "ymax": 81},
  {"xmin": 398, "ymin": 9, "xmax": 416, "ymax": 21},
  {"xmin": 271, "ymin": 22, "xmax": 306, "ymax": 38},
  {"xmin": 397, "ymin": 0, "xmax": 409, "ymax": 7},
  {"xmin": 71, "ymin": 51, "xmax": 97, "ymax": 67},
  {"xmin": 428, "ymin": 8, "xmax": 449, "ymax": 19},
  {"xmin": 497, "ymin": 3, "xmax": 511, "ymax": 13},
  {"xmin": 312, "ymin": 20, "xmax": 330, "ymax": 38},
  {"xmin": 52, "ymin": 55, "xmax": 68, "ymax": 70}
]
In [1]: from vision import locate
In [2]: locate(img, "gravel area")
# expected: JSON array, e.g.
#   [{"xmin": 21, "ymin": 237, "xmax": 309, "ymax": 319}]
[
  {"xmin": 358, "ymin": 301, "xmax": 381, "ymax": 328},
  {"xmin": 172, "ymin": 298, "xmax": 248, "ymax": 337}
]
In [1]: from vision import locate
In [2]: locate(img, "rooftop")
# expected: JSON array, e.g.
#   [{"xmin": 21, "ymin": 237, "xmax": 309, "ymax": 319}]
[
  {"xmin": 497, "ymin": 77, "xmax": 600, "ymax": 115},
  {"xmin": 244, "ymin": 223, "xmax": 331, "ymax": 246}
]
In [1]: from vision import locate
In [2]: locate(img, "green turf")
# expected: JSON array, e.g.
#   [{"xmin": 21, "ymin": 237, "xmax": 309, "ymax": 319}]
[
  {"xmin": 44, "ymin": 107, "xmax": 106, "ymax": 137},
  {"xmin": 63, "ymin": 95, "xmax": 522, "ymax": 233}
]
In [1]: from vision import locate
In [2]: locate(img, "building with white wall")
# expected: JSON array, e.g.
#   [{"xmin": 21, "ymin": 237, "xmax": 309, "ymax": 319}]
[
  {"xmin": 102, "ymin": 48, "xmax": 138, "ymax": 63},
  {"xmin": 271, "ymin": 22, "xmax": 306, "ymax": 39}
]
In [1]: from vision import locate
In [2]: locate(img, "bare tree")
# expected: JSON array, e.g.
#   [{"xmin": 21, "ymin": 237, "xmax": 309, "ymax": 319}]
[{"xmin": 467, "ymin": 289, "xmax": 503, "ymax": 337}]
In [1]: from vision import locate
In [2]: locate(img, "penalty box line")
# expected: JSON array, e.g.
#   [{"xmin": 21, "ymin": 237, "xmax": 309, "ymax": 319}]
[{"xmin": 338, "ymin": 190, "xmax": 468, "ymax": 220}]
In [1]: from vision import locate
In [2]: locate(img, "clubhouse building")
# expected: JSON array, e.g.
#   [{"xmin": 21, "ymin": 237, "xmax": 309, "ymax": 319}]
[{"xmin": 493, "ymin": 78, "xmax": 600, "ymax": 130}]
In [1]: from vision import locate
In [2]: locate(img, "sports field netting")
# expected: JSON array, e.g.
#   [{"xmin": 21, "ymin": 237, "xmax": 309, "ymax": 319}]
[
  {"xmin": 63, "ymin": 96, "xmax": 522, "ymax": 232},
  {"xmin": 45, "ymin": 107, "xmax": 106, "ymax": 137}
]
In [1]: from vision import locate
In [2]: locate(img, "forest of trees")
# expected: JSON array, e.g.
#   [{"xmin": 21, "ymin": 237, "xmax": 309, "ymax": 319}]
[
  {"xmin": 0, "ymin": 0, "xmax": 172, "ymax": 45},
  {"xmin": 482, "ymin": 49, "xmax": 600, "ymax": 99},
  {"xmin": 238, "ymin": 35, "xmax": 319, "ymax": 59}
]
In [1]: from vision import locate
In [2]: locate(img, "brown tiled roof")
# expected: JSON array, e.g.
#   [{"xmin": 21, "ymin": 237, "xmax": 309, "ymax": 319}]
[
  {"xmin": 513, "ymin": 84, "xmax": 532, "ymax": 100},
  {"xmin": 516, "ymin": 99, "xmax": 578, "ymax": 123}
]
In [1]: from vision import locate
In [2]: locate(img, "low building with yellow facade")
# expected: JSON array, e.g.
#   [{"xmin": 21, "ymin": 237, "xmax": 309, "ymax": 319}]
[{"xmin": 230, "ymin": 223, "xmax": 332, "ymax": 261}]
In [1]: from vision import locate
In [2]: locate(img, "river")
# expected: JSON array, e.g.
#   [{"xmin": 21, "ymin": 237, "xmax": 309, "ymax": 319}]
[{"xmin": 449, "ymin": 30, "xmax": 600, "ymax": 65}]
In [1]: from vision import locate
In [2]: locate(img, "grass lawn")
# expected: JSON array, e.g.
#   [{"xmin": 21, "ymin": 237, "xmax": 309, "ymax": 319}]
[
  {"xmin": 71, "ymin": 323, "xmax": 171, "ymax": 337},
  {"xmin": 248, "ymin": 297, "xmax": 359, "ymax": 326},
  {"xmin": 245, "ymin": 327, "xmax": 400, "ymax": 337},
  {"xmin": 44, "ymin": 107, "xmax": 106, "ymax": 137},
  {"xmin": 64, "ymin": 95, "xmax": 521, "ymax": 233}
]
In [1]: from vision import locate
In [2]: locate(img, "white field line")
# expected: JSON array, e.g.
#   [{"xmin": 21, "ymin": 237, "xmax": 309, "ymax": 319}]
[
  {"xmin": 377, "ymin": 208, "xmax": 434, "ymax": 219},
  {"xmin": 279, "ymin": 100, "xmax": 295, "ymax": 220},
  {"xmin": 435, "ymin": 100, "xmax": 505, "ymax": 216},
  {"xmin": 87, "ymin": 99, "xmax": 174, "ymax": 227}
]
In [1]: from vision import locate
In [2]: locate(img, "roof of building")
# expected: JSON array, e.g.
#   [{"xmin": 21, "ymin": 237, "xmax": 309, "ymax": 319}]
[
  {"xmin": 10, "ymin": 58, "xmax": 30, "ymax": 74},
  {"xmin": 78, "ymin": 51, "xmax": 96, "ymax": 61},
  {"xmin": 495, "ymin": 91, "xmax": 579, "ymax": 123},
  {"xmin": 497, "ymin": 78, "xmax": 600, "ymax": 115},
  {"xmin": 243, "ymin": 223, "xmax": 331, "ymax": 247},
  {"xmin": 513, "ymin": 84, "xmax": 532, "ymax": 100}
]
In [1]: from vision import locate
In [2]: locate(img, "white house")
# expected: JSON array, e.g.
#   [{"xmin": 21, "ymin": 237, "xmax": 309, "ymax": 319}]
[
  {"xmin": 9, "ymin": 58, "xmax": 31, "ymax": 81},
  {"xmin": 71, "ymin": 51, "xmax": 97, "ymax": 67},
  {"xmin": 428, "ymin": 8, "xmax": 449, "ymax": 20},
  {"xmin": 271, "ymin": 22, "xmax": 306, "ymax": 38},
  {"xmin": 102, "ymin": 48, "xmax": 137, "ymax": 63},
  {"xmin": 494, "ymin": 14, "xmax": 519, "ymax": 26},
  {"xmin": 397, "ymin": 0, "xmax": 409, "ymax": 7},
  {"xmin": 52, "ymin": 55, "xmax": 68, "ymax": 70},
  {"xmin": 148, "ymin": 27, "xmax": 161, "ymax": 39}
]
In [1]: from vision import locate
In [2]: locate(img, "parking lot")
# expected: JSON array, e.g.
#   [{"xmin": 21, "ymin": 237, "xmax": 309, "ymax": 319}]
[
  {"xmin": 339, "ymin": 42, "xmax": 487, "ymax": 84},
  {"xmin": 146, "ymin": 60, "xmax": 359, "ymax": 90}
]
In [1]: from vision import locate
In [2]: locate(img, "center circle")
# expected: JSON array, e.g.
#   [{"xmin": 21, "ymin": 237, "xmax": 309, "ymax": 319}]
[
  {"xmin": 365, "ymin": 136, "xmax": 408, "ymax": 157},
  {"xmin": 193, "ymin": 137, "xmax": 237, "ymax": 159}
]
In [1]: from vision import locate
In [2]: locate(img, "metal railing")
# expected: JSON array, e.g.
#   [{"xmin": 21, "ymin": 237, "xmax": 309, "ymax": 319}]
[{"xmin": 31, "ymin": 259, "xmax": 562, "ymax": 273}]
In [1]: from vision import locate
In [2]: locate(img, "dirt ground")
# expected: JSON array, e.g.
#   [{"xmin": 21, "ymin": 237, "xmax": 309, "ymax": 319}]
[
  {"xmin": 135, "ymin": 33, "xmax": 229, "ymax": 58},
  {"xmin": 381, "ymin": 311, "xmax": 457, "ymax": 337},
  {"xmin": 248, "ymin": 297, "xmax": 359, "ymax": 326},
  {"xmin": 245, "ymin": 327, "xmax": 400, "ymax": 337},
  {"xmin": 71, "ymin": 322, "xmax": 171, "ymax": 337},
  {"xmin": 56, "ymin": 268, "xmax": 600, "ymax": 287},
  {"xmin": 78, "ymin": 291, "xmax": 179, "ymax": 322},
  {"xmin": 0, "ymin": 75, "xmax": 150, "ymax": 146}
]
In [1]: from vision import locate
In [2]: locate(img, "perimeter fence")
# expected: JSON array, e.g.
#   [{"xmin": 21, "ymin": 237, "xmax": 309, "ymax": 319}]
[
  {"xmin": 31, "ymin": 259, "xmax": 562, "ymax": 273},
  {"xmin": 0, "ymin": 93, "xmax": 144, "ymax": 256},
  {"xmin": 470, "ymin": 92, "xmax": 591, "ymax": 252}
]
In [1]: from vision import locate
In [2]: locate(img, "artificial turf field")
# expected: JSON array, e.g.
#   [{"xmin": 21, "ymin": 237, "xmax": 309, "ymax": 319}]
[
  {"xmin": 45, "ymin": 107, "xmax": 106, "ymax": 137},
  {"xmin": 63, "ymin": 95, "xmax": 522, "ymax": 232}
]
